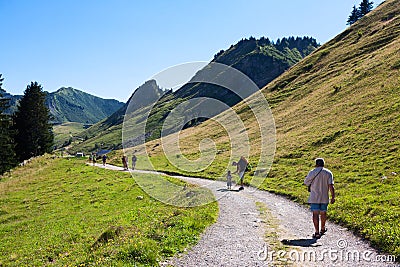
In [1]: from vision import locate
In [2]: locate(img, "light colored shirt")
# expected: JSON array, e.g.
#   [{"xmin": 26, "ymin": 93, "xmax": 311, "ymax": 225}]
[{"xmin": 304, "ymin": 167, "xmax": 334, "ymax": 204}]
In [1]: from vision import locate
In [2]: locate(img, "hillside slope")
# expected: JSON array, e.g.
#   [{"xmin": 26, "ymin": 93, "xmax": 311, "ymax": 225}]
[
  {"xmin": 2, "ymin": 91, "xmax": 22, "ymax": 114},
  {"xmin": 46, "ymin": 87, "xmax": 124, "ymax": 124},
  {"xmin": 68, "ymin": 80, "xmax": 165, "ymax": 152},
  {"xmin": 138, "ymin": 0, "xmax": 400, "ymax": 257},
  {"xmin": 143, "ymin": 36, "xmax": 319, "ymax": 141},
  {"xmin": 5, "ymin": 87, "xmax": 124, "ymax": 124},
  {"xmin": 71, "ymin": 36, "xmax": 319, "ymax": 152}
]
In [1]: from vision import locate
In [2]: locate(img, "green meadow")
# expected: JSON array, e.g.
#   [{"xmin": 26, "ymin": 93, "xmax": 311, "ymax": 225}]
[
  {"xmin": 0, "ymin": 155, "xmax": 218, "ymax": 266},
  {"xmin": 53, "ymin": 122, "xmax": 87, "ymax": 147}
]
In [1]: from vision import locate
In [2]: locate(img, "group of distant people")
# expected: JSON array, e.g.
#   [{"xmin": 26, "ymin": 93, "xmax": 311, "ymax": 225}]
[
  {"xmin": 89, "ymin": 153, "xmax": 108, "ymax": 166},
  {"xmin": 88, "ymin": 152, "xmax": 137, "ymax": 170},
  {"xmin": 121, "ymin": 154, "xmax": 137, "ymax": 170}
]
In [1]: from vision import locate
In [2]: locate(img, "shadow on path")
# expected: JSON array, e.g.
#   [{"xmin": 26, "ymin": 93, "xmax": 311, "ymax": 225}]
[
  {"xmin": 217, "ymin": 188, "xmax": 241, "ymax": 192},
  {"xmin": 281, "ymin": 238, "xmax": 321, "ymax": 247}
]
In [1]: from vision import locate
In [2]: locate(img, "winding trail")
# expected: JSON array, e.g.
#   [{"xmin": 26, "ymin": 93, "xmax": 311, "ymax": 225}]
[{"xmin": 93, "ymin": 163, "xmax": 398, "ymax": 267}]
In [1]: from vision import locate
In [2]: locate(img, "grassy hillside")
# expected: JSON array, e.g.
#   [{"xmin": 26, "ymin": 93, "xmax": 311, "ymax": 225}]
[
  {"xmin": 5, "ymin": 87, "xmax": 124, "ymax": 125},
  {"xmin": 66, "ymin": 80, "xmax": 164, "ymax": 154},
  {"xmin": 117, "ymin": 0, "xmax": 400, "ymax": 258},
  {"xmin": 47, "ymin": 87, "xmax": 124, "ymax": 124},
  {"xmin": 0, "ymin": 155, "xmax": 217, "ymax": 266},
  {"xmin": 71, "ymin": 37, "xmax": 319, "ymax": 154},
  {"xmin": 53, "ymin": 122, "xmax": 87, "ymax": 147},
  {"xmin": 140, "ymin": 36, "xmax": 318, "ymax": 143}
]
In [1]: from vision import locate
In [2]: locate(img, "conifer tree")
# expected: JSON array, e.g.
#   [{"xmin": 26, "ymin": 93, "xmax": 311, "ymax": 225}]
[
  {"xmin": 0, "ymin": 74, "xmax": 17, "ymax": 174},
  {"xmin": 347, "ymin": 5, "xmax": 361, "ymax": 25},
  {"xmin": 359, "ymin": 0, "xmax": 374, "ymax": 16},
  {"xmin": 13, "ymin": 81, "xmax": 54, "ymax": 161}
]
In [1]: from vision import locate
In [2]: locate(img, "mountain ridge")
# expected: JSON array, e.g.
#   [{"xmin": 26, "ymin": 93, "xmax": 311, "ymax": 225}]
[
  {"xmin": 71, "ymin": 36, "xmax": 319, "ymax": 152},
  {"xmin": 46, "ymin": 87, "xmax": 124, "ymax": 124},
  {"xmin": 73, "ymin": 80, "xmax": 165, "ymax": 148},
  {"xmin": 4, "ymin": 87, "xmax": 124, "ymax": 124}
]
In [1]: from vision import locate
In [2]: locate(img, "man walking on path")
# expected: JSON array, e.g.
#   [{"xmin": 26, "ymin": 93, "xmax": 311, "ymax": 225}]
[
  {"xmin": 122, "ymin": 155, "xmax": 128, "ymax": 170},
  {"xmin": 102, "ymin": 154, "xmax": 107, "ymax": 166},
  {"xmin": 304, "ymin": 158, "xmax": 335, "ymax": 239},
  {"xmin": 233, "ymin": 156, "xmax": 248, "ymax": 190},
  {"xmin": 131, "ymin": 154, "xmax": 137, "ymax": 170}
]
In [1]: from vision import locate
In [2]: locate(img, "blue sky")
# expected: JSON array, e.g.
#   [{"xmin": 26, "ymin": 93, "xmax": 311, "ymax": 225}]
[{"xmin": 0, "ymin": 0, "xmax": 384, "ymax": 101}]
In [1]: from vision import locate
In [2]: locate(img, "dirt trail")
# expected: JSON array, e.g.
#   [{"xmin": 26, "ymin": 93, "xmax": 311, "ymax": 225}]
[{"xmin": 93, "ymin": 163, "xmax": 398, "ymax": 267}]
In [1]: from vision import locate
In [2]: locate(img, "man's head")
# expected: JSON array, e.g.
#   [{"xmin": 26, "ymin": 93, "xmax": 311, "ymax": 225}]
[{"xmin": 315, "ymin": 158, "xmax": 325, "ymax": 167}]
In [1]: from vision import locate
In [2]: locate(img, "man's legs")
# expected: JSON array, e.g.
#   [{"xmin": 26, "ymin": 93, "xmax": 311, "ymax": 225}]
[
  {"xmin": 239, "ymin": 171, "xmax": 245, "ymax": 187},
  {"xmin": 320, "ymin": 211, "xmax": 327, "ymax": 232},
  {"xmin": 311, "ymin": 204, "xmax": 328, "ymax": 237},
  {"xmin": 312, "ymin": 211, "xmax": 320, "ymax": 234}
]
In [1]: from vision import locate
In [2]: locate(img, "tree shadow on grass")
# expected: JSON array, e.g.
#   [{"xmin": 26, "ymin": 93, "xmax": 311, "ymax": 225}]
[{"xmin": 281, "ymin": 238, "xmax": 321, "ymax": 247}]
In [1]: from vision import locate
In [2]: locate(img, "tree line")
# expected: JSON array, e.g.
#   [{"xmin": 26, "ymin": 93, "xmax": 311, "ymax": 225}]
[
  {"xmin": 0, "ymin": 74, "xmax": 54, "ymax": 175},
  {"xmin": 347, "ymin": 0, "xmax": 374, "ymax": 25},
  {"xmin": 214, "ymin": 36, "xmax": 319, "ymax": 60}
]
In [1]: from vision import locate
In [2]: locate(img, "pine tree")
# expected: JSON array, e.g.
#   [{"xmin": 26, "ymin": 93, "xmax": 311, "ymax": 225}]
[
  {"xmin": 0, "ymin": 74, "xmax": 17, "ymax": 174},
  {"xmin": 347, "ymin": 5, "xmax": 361, "ymax": 25},
  {"xmin": 359, "ymin": 0, "xmax": 374, "ymax": 16},
  {"xmin": 13, "ymin": 81, "xmax": 54, "ymax": 161}
]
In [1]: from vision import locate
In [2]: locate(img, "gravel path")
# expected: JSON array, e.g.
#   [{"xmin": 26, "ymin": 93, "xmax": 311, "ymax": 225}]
[{"xmin": 94, "ymin": 163, "xmax": 399, "ymax": 267}]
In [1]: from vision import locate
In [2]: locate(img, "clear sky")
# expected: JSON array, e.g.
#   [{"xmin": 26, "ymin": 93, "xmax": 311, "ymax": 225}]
[{"xmin": 0, "ymin": 0, "xmax": 384, "ymax": 102}]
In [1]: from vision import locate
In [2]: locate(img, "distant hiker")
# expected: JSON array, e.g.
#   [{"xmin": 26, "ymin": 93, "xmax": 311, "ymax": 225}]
[
  {"xmin": 304, "ymin": 158, "xmax": 335, "ymax": 239},
  {"xmin": 233, "ymin": 156, "xmax": 248, "ymax": 190},
  {"xmin": 125, "ymin": 156, "xmax": 129, "ymax": 170},
  {"xmin": 131, "ymin": 154, "xmax": 137, "ymax": 170},
  {"xmin": 102, "ymin": 154, "xmax": 107, "ymax": 166},
  {"xmin": 226, "ymin": 170, "xmax": 232, "ymax": 190},
  {"xmin": 92, "ymin": 154, "xmax": 96, "ymax": 166},
  {"xmin": 122, "ymin": 155, "xmax": 128, "ymax": 170}
]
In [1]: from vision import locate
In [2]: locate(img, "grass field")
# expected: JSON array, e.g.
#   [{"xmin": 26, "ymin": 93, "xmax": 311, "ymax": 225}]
[
  {"xmin": 0, "ymin": 155, "xmax": 218, "ymax": 266},
  {"xmin": 53, "ymin": 122, "xmax": 87, "ymax": 147},
  {"xmin": 53, "ymin": 122, "xmax": 123, "ymax": 154},
  {"xmin": 68, "ymin": 123, "xmax": 124, "ymax": 155}
]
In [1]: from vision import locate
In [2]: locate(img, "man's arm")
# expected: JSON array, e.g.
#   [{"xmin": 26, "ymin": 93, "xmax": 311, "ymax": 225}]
[
  {"xmin": 304, "ymin": 171, "xmax": 313, "ymax": 186},
  {"xmin": 234, "ymin": 165, "xmax": 240, "ymax": 174},
  {"xmin": 329, "ymin": 184, "xmax": 335, "ymax": 204},
  {"xmin": 233, "ymin": 165, "xmax": 237, "ymax": 174}
]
